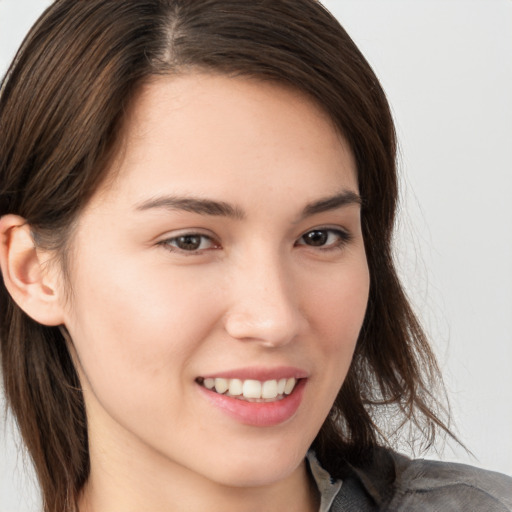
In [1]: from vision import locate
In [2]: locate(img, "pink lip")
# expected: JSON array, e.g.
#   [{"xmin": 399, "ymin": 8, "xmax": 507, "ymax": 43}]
[
  {"xmin": 197, "ymin": 378, "xmax": 307, "ymax": 427},
  {"xmin": 199, "ymin": 366, "xmax": 309, "ymax": 381}
]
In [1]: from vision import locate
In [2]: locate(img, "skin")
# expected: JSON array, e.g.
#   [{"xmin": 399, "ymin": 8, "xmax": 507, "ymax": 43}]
[{"xmin": 1, "ymin": 74, "xmax": 370, "ymax": 512}]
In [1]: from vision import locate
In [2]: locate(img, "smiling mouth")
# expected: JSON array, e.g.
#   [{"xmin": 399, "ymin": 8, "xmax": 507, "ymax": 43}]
[{"xmin": 196, "ymin": 377, "xmax": 298, "ymax": 402}]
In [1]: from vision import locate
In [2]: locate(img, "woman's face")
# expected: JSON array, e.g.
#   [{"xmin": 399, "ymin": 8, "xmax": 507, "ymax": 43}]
[{"xmin": 61, "ymin": 74, "xmax": 369, "ymax": 490}]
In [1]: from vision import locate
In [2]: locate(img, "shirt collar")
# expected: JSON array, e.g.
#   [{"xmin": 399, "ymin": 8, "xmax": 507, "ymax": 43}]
[{"xmin": 306, "ymin": 450, "xmax": 343, "ymax": 512}]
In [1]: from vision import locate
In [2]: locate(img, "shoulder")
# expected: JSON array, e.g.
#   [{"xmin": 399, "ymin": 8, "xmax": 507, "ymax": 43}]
[
  {"xmin": 330, "ymin": 448, "xmax": 512, "ymax": 512},
  {"xmin": 387, "ymin": 452, "xmax": 512, "ymax": 511}
]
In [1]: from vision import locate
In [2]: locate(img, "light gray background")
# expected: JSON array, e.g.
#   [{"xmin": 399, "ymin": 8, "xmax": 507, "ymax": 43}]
[{"xmin": 1, "ymin": 0, "xmax": 511, "ymax": 510}]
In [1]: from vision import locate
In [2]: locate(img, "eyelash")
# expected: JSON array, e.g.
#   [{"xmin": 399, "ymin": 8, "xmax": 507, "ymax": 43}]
[
  {"xmin": 295, "ymin": 228, "xmax": 352, "ymax": 251},
  {"xmin": 158, "ymin": 233, "xmax": 218, "ymax": 254},
  {"xmin": 158, "ymin": 227, "xmax": 352, "ymax": 255}
]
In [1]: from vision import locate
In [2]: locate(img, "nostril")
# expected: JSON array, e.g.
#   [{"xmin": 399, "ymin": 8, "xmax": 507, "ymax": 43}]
[{"xmin": 223, "ymin": 310, "xmax": 299, "ymax": 347}]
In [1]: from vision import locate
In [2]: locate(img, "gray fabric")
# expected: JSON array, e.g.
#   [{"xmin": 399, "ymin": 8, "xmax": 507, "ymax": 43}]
[
  {"xmin": 322, "ymin": 449, "xmax": 512, "ymax": 511},
  {"xmin": 385, "ymin": 456, "xmax": 512, "ymax": 512},
  {"xmin": 307, "ymin": 451, "xmax": 343, "ymax": 511}
]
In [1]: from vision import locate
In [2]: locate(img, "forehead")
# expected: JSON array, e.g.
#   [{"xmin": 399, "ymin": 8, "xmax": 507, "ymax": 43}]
[{"xmin": 90, "ymin": 73, "xmax": 357, "ymax": 209}]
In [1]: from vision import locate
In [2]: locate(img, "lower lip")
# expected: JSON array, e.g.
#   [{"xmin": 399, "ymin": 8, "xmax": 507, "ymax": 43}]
[{"xmin": 197, "ymin": 379, "xmax": 306, "ymax": 427}]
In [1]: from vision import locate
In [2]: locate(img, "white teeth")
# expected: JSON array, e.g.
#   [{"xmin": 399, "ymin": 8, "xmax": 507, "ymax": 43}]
[
  {"xmin": 201, "ymin": 376, "xmax": 299, "ymax": 400},
  {"xmin": 214, "ymin": 378, "xmax": 229, "ymax": 394},
  {"xmin": 242, "ymin": 379, "xmax": 262, "ymax": 399},
  {"xmin": 204, "ymin": 378, "xmax": 215, "ymax": 390},
  {"xmin": 284, "ymin": 378, "xmax": 296, "ymax": 395},
  {"xmin": 228, "ymin": 378, "xmax": 243, "ymax": 396},
  {"xmin": 261, "ymin": 379, "xmax": 278, "ymax": 399}
]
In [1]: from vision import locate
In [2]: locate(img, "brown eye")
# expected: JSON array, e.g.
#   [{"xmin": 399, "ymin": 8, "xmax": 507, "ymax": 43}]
[
  {"xmin": 161, "ymin": 233, "xmax": 217, "ymax": 253},
  {"xmin": 175, "ymin": 234, "xmax": 203, "ymax": 251},
  {"xmin": 302, "ymin": 230, "xmax": 329, "ymax": 246},
  {"xmin": 296, "ymin": 228, "xmax": 351, "ymax": 249}
]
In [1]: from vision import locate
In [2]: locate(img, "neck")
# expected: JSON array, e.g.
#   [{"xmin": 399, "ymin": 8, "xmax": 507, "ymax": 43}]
[
  {"xmin": 79, "ymin": 410, "xmax": 320, "ymax": 512},
  {"xmin": 80, "ymin": 450, "xmax": 320, "ymax": 512}
]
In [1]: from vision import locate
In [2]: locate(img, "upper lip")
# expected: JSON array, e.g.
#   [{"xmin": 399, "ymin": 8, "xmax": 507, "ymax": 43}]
[{"xmin": 199, "ymin": 366, "xmax": 309, "ymax": 381}]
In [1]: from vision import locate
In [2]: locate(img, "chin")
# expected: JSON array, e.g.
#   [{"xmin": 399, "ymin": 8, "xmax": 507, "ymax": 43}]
[
  {"xmin": 208, "ymin": 465, "xmax": 298, "ymax": 489},
  {"xmin": 198, "ymin": 444, "xmax": 306, "ymax": 489}
]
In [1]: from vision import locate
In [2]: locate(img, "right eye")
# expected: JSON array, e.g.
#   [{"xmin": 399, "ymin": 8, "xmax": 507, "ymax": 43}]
[
  {"xmin": 159, "ymin": 233, "xmax": 219, "ymax": 254},
  {"xmin": 295, "ymin": 227, "xmax": 351, "ymax": 251}
]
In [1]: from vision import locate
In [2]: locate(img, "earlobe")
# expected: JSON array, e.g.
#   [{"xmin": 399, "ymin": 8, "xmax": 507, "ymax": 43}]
[{"xmin": 0, "ymin": 214, "xmax": 66, "ymax": 326}]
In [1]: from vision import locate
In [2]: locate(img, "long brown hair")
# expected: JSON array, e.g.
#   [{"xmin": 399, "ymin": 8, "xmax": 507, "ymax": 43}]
[{"xmin": 1, "ymin": 1, "xmax": 453, "ymax": 510}]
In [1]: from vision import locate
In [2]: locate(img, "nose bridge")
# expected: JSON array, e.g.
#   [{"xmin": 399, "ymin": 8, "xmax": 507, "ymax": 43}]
[{"xmin": 223, "ymin": 245, "xmax": 303, "ymax": 346}]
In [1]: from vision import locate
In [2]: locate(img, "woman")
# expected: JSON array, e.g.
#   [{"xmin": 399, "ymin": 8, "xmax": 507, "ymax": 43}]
[{"xmin": 0, "ymin": 1, "xmax": 510, "ymax": 511}]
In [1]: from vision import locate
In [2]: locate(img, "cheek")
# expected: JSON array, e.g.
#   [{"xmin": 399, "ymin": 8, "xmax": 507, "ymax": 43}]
[
  {"xmin": 63, "ymin": 254, "xmax": 222, "ymax": 411},
  {"xmin": 310, "ymin": 258, "xmax": 370, "ymax": 348},
  {"xmin": 305, "ymin": 257, "xmax": 370, "ymax": 396}
]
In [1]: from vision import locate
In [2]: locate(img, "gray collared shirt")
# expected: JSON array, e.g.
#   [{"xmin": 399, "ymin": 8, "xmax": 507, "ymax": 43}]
[
  {"xmin": 307, "ymin": 449, "xmax": 512, "ymax": 512},
  {"xmin": 307, "ymin": 451, "xmax": 343, "ymax": 512}
]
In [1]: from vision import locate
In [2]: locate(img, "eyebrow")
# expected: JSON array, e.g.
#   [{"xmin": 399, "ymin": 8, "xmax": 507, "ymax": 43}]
[
  {"xmin": 135, "ymin": 196, "xmax": 245, "ymax": 219},
  {"xmin": 135, "ymin": 190, "xmax": 361, "ymax": 220},
  {"xmin": 300, "ymin": 190, "xmax": 362, "ymax": 218}
]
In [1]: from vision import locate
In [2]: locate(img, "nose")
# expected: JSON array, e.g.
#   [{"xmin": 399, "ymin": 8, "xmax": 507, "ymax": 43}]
[{"xmin": 223, "ymin": 252, "xmax": 306, "ymax": 348}]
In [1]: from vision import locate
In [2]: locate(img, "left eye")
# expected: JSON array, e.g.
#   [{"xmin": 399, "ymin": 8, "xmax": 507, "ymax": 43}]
[
  {"xmin": 161, "ymin": 234, "xmax": 216, "ymax": 252},
  {"xmin": 296, "ymin": 228, "xmax": 350, "ymax": 248}
]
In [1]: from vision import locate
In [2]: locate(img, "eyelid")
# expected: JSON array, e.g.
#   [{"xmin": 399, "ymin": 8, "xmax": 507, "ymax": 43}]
[
  {"xmin": 157, "ymin": 230, "xmax": 220, "ymax": 255},
  {"xmin": 295, "ymin": 226, "xmax": 352, "ymax": 249}
]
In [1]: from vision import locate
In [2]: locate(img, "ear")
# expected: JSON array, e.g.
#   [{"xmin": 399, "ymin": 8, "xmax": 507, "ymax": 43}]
[{"xmin": 0, "ymin": 214, "xmax": 66, "ymax": 326}]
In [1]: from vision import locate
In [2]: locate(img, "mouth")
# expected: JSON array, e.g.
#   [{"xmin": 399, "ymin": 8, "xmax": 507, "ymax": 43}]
[{"xmin": 196, "ymin": 376, "xmax": 299, "ymax": 403}]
